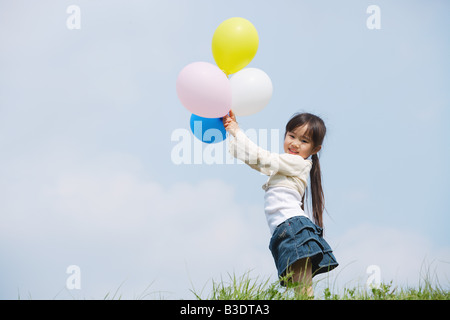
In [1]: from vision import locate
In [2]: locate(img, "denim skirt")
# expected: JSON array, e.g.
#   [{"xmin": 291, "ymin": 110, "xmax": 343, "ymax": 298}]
[{"xmin": 269, "ymin": 216, "xmax": 338, "ymax": 285}]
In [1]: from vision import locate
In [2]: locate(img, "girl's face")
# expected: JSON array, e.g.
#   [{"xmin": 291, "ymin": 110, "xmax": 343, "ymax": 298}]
[{"xmin": 284, "ymin": 125, "xmax": 321, "ymax": 159}]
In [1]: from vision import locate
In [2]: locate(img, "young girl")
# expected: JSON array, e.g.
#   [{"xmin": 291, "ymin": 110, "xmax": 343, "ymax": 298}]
[{"xmin": 223, "ymin": 111, "xmax": 338, "ymax": 296}]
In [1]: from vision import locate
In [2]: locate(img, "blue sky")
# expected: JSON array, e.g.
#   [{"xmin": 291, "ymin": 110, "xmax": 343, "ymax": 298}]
[{"xmin": 0, "ymin": 0, "xmax": 449, "ymax": 299}]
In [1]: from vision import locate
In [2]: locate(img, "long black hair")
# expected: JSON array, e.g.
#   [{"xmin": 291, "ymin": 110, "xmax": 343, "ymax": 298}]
[{"xmin": 285, "ymin": 113, "xmax": 326, "ymax": 228}]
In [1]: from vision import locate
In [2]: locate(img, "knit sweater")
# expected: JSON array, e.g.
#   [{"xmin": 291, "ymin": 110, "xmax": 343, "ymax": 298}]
[{"xmin": 228, "ymin": 129, "xmax": 313, "ymax": 233}]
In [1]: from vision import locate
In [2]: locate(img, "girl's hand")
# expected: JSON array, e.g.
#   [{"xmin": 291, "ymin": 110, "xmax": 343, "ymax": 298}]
[{"xmin": 222, "ymin": 110, "xmax": 239, "ymax": 137}]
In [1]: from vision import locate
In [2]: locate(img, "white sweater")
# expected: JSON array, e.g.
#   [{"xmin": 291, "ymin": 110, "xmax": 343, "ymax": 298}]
[{"xmin": 228, "ymin": 129, "xmax": 313, "ymax": 234}]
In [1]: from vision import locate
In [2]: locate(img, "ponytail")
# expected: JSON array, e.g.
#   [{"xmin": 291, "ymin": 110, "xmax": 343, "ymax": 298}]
[
  {"xmin": 299, "ymin": 154, "xmax": 325, "ymax": 228},
  {"xmin": 301, "ymin": 154, "xmax": 325, "ymax": 228},
  {"xmin": 310, "ymin": 154, "xmax": 324, "ymax": 228},
  {"xmin": 286, "ymin": 112, "xmax": 326, "ymax": 229}
]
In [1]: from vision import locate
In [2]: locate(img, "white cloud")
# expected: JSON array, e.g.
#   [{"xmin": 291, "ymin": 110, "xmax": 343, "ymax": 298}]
[
  {"xmin": 1, "ymin": 148, "xmax": 449, "ymax": 299},
  {"xmin": 320, "ymin": 223, "xmax": 450, "ymax": 292},
  {"xmin": 0, "ymin": 149, "xmax": 274, "ymax": 299}
]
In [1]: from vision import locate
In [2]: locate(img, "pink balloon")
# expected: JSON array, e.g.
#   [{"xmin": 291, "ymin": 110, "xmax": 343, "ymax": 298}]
[{"xmin": 176, "ymin": 62, "xmax": 231, "ymax": 118}]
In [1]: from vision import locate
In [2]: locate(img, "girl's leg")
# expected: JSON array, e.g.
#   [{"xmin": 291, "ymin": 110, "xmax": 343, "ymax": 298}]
[{"xmin": 289, "ymin": 257, "xmax": 313, "ymax": 297}]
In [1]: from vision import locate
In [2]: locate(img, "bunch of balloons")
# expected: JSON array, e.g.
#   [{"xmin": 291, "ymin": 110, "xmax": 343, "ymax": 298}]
[{"xmin": 176, "ymin": 17, "xmax": 273, "ymax": 144}]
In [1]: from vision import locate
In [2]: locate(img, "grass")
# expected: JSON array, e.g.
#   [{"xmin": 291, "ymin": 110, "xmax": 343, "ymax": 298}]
[
  {"xmin": 191, "ymin": 270, "xmax": 450, "ymax": 300},
  {"xmin": 18, "ymin": 263, "xmax": 449, "ymax": 300}
]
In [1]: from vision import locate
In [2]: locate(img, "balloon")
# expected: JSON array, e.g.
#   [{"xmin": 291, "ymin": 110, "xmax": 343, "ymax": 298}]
[
  {"xmin": 230, "ymin": 68, "xmax": 273, "ymax": 116},
  {"xmin": 176, "ymin": 62, "xmax": 232, "ymax": 118},
  {"xmin": 212, "ymin": 17, "xmax": 259, "ymax": 75},
  {"xmin": 190, "ymin": 114, "xmax": 227, "ymax": 144}
]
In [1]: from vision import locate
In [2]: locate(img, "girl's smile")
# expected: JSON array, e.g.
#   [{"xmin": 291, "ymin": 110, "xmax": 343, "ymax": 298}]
[{"xmin": 284, "ymin": 125, "xmax": 321, "ymax": 159}]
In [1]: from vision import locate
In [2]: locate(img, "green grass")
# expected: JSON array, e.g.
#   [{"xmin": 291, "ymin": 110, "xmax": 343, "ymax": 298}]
[
  {"xmin": 20, "ymin": 264, "xmax": 448, "ymax": 300},
  {"xmin": 191, "ymin": 270, "xmax": 450, "ymax": 300}
]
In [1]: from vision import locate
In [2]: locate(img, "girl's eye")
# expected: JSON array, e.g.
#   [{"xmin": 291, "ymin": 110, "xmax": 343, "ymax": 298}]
[{"xmin": 302, "ymin": 140, "xmax": 308, "ymax": 143}]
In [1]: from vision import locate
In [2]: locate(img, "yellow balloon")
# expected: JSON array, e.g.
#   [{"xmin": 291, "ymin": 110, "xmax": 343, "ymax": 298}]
[{"xmin": 212, "ymin": 17, "xmax": 259, "ymax": 75}]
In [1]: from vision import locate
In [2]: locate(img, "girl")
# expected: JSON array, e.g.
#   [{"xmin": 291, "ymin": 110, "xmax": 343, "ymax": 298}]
[{"xmin": 223, "ymin": 111, "xmax": 338, "ymax": 296}]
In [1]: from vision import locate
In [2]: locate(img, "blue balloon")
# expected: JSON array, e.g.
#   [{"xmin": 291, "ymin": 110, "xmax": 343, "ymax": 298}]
[{"xmin": 190, "ymin": 114, "xmax": 227, "ymax": 144}]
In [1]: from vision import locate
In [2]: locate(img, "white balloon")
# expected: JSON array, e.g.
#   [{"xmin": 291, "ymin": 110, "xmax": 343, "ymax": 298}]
[{"xmin": 230, "ymin": 68, "xmax": 273, "ymax": 116}]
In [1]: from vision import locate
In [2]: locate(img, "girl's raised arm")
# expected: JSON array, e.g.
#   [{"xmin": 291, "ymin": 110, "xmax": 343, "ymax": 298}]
[{"xmin": 228, "ymin": 127, "xmax": 311, "ymax": 177}]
